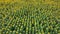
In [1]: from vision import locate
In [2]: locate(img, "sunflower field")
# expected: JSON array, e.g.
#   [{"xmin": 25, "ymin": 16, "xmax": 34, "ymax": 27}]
[{"xmin": 0, "ymin": 0, "xmax": 60, "ymax": 34}]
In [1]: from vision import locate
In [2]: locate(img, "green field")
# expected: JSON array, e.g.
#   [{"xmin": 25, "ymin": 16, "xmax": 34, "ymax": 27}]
[{"xmin": 0, "ymin": 0, "xmax": 60, "ymax": 34}]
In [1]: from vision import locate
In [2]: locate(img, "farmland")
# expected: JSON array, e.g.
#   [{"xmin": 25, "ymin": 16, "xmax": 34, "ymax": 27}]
[{"xmin": 0, "ymin": 0, "xmax": 60, "ymax": 34}]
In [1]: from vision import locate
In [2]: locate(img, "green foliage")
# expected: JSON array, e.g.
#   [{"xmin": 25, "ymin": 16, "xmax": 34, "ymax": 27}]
[{"xmin": 0, "ymin": 0, "xmax": 60, "ymax": 34}]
